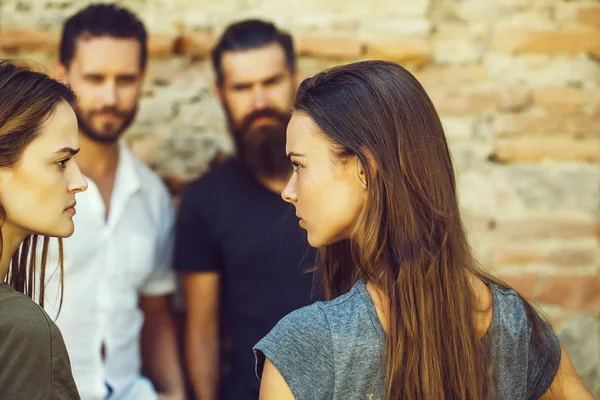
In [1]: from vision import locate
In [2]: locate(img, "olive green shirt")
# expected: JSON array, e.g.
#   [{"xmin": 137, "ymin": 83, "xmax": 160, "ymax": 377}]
[{"xmin": 0, "ymin": 283, "xmax": 80, "ymax": 399}]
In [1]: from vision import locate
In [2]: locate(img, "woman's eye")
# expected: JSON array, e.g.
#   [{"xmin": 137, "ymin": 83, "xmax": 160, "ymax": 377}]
[
  {"xmin": 291, "ymin": 161, "xmax": 302, "ymax": 171},
  {"xmin": 56, "ymin": 158, "xmax": 70, "ymax": 169}
]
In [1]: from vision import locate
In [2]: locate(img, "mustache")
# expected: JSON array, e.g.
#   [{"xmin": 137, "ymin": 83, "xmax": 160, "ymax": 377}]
[
  {"xmin": 89, "ymin": 107, "xmax": 129, "ymax": 119},
  {"xmin": 237, "ymin": 108, "xmax": 291, "ymax": 135}
]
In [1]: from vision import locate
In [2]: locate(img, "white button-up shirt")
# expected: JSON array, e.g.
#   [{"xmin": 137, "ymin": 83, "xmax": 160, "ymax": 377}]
[{"xmin": 44, "ymin": 141, "xmax": 177, "ymax": 400}]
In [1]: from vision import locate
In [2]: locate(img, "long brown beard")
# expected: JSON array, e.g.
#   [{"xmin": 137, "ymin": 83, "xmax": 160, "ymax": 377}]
[{"xmin": 230, "ymin": 108, "xmax": 291, "ymax": 178}]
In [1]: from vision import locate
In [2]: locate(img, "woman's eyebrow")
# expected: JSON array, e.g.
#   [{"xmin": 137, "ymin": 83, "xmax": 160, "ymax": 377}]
[
  {"xmin": 286, "ymin": 152, "xmax": 306, "ymax": 161},
  {"xmin": 54, "ymin": 147, "xmax": 81, "ymax": 156}
]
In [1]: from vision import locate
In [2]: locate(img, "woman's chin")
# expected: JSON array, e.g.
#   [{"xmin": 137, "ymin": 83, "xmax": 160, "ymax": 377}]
[
  {"xmin": 307, "ymin": 232, "xmax": 333, "ymax": 248},
  {"xmin": 46, "ymin": 220, "xmax": 75, "ymax": 239},
  {"xmin": 306, "ymin": 232, "xmax": 320, "ymax": 248}
]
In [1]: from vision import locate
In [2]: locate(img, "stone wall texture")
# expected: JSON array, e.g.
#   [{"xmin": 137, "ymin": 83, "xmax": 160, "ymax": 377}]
[{"xmin": 1, "ymin": 0, "xmax": 599, "ymax": 394}]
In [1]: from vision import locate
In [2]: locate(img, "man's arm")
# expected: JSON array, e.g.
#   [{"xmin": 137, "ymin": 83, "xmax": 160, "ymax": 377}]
[
  {"xmin": 140, "ymin": 294, "xmax": 186, "ymax": 400},
  {"xmin": 181, "ymin": 272, "xmax": 220, "ymax": 400}
]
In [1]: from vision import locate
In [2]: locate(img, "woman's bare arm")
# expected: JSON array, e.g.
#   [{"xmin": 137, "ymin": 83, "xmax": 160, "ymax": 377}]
[
  {"xmin": 259, "ymin": 358, "xmax": 296, "ymax": 400},
  {"xmin": 540, "ymin": 343, "xmax": 596, "ymax": 400}
]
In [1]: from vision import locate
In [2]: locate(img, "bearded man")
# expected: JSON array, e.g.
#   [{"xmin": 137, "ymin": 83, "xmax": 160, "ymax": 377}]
[
  {"xmin": 46, "ymin": 4, "xmax": 185, "ymax": 399},
  {"xmin": 173, "ymin": 19, "xmax": 318, "ymax": 400}
]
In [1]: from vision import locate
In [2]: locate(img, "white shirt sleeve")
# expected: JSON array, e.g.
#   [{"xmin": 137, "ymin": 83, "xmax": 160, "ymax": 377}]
[{"xmin": 140, "ymin": 191, "xmax": 177, "ymax": 296}]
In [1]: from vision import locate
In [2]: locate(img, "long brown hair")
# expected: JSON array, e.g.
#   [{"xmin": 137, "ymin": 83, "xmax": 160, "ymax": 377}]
[
  {"xmin": 0, "ymin": 61, "xmax": 75, "ymax": 307},
  {"xmin": 294, "ymin": 60, "xmax": 551, "ymax": 399}
]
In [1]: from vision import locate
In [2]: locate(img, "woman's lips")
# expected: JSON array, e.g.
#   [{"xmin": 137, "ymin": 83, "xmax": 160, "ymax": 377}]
[{"xmin": 65, "ymin": 201, "xmax": 77, "ymax": 215}]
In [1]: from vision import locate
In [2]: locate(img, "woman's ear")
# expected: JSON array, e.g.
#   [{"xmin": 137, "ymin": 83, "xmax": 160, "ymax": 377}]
[
  {"xmin": 357, "ymin": 159, "xmax": 367, "ymax": 189},
  {"xmin": 357, "ymin": 149, "xmax": 376, "ymax": 190}
]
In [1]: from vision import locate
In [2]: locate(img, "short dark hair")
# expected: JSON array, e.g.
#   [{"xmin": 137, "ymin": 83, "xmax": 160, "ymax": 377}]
[
  {"xmin": 211, "ymin": 19, "xmax": 296, "ymax": 86},
  {"xmin": 59, "ymin": 4, "xmax": 148, "ymax": 69}
]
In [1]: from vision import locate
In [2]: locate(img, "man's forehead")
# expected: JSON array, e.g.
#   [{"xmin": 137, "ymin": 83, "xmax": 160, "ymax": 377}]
[
  {"xmin": 221, "ymin": 42, "xmax": 289, "ymax": 83},
  {"xmin": 72, "ymin": 36, "xmax": 141, "ymax": 72}
]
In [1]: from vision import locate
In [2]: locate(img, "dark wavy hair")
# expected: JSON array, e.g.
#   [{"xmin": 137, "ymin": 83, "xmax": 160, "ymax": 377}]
[{"xmin": 59, "ymin": 3, "xmax": 148, "ymax": 69}]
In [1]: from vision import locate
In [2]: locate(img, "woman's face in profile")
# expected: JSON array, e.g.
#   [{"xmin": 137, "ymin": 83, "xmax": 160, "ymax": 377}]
[
  {"xmin": 0, "ymin": 101, "xmax": 88, "ymax": 239},
  {"xmin": 282, "ymin": 111, "xmax": 367, "ymax": 248}
]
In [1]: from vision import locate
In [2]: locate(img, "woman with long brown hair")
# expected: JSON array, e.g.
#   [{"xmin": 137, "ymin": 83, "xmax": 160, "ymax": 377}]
[
  {"xmin": 0, "ymin": 61, "xmax": 87, "ymax": 398},
  {"xmin": 253, "ymin": 61, "xmax": 595, "ymax": 399}
]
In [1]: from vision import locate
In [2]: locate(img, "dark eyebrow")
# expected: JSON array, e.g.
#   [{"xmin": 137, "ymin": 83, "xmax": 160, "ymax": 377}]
[
  {"xmin": 83, "ymin": 73, "xmax": 104, "ymax": 79},
  {"xmin": 262, "ymin": 72, "xmax": 285, "ymax": 85},
  {"xmin": 117, "ymin": 73, "xmax": 139, "ymax": 80},
  {"xmin": 54, "ymin": 147, "xmax": 80, "ymax": 156},
  {"xmin": 286, "ymin": 152, "xmax": 306, "ymax": 161},
  {"xmin": 230, "ymin": 72, "xmax": 286, "ymax": 90}
]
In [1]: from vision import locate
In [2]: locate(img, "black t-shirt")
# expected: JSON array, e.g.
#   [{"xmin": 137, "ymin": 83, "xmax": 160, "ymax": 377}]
[
  {"xmin": 0, "ymin": 283, "xmax": 80, "ymax": 399},
  {"xmin": 173, "ymin": 159, "xmax": 318, "ymax": 399}
]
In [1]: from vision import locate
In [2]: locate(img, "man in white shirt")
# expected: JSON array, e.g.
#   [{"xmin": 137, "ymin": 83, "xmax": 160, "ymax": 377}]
[{"xmin": 44, "ymin": 4, "xmax": 185, "ymax": 399}]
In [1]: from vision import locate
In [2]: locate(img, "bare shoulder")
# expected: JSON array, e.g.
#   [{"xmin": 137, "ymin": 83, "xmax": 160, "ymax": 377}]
[{"xmin": 469, "ymin": 274, "xmax": 494, "ymax": 338}]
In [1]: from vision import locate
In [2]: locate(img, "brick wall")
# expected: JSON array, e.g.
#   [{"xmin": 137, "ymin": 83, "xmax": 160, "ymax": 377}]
[{"xmin": 1, "ymin": 0, "xmax": 598, "ymax": 393}]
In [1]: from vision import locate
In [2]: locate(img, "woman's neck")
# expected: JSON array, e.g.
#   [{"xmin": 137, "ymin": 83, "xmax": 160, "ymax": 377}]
[
  {"xmin": 365, "ymin": 281, "xmax": 390, "ymax": 332},
  {"xmin": 0, "ymin": 224, "xmax": 27, "ymax": 281}
]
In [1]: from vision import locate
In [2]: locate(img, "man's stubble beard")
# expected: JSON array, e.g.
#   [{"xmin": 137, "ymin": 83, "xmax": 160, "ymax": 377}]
[{"xmin": 76, "ymin": 105, "xmax": 138, "ymax": 144}]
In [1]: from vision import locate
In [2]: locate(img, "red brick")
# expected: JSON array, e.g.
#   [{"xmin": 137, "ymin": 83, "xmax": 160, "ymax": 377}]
[
  {"xmin": 487, "ymin": 246, "xmax": 544, "ymax": 266},
  {"xmin": 577, "ymin": 7, "xmax": 600, "ymax": 29},
  {"xmin": 549, "ymin": 249, "xmax": 598, "ymax": 268},
  {"xmin": 1, "ymin": 27, "xmax": 176, "ymax": 58},
  {"xmin": 0, "ymin": 28, "xmax": 59, "ymax": 53},
  {"xmin": 364, "ymin": 38, "xmax": 431, "ymax": 65},
  {"xmin": 489, "ymin": 217, "xmax": 599, "ymax": 239},
  {"xmin": 493, "ymin": 114, "xmax": 600, "ymax": 139},
  {"xmin": 174, "ymin": 32, "xmax": 217, "ymax": 58},
  {"xmin": 0, "ymin": 58, "xmax": 52, "ymax": 73},
  {"xmin": 414, "ymin": 64, "xmax": 487, "ymax": 88},
  {"xmin": 488, "ymin": 246, "xmax": 597, "ymax": 268},
  {"xmin": 534, "ymin": 87, "xmax": 600, "ymax": 117},
  {"xmin": 296, "ymin": 33, "xmax": 363, "ymax": 59},
  {"xmin": 538, "ymin": 275, "xmax": 600, "ymax": 312},
  {"xmin": 148, "ymin": 34, "xmax": 176, "ymax": 57},
  {"xmin": 495, "ymin": 273, "xmax": 542, "ymax": 300},
  {"xmin": 491, "ymin": 138, "xmax": 600, "ymax": 162},
  {"xmin": 492, "ymin": 29, "xmax": 600, "ymax": 54},
  {"xmin": 462, "ymin": 214, "xmax": 494, "ymax": 235},
  {"xmin": 430, "ymin": 87, "xmax": 531, "ymax": 116}
]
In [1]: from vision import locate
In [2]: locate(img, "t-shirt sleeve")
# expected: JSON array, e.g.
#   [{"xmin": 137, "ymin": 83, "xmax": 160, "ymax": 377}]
[
  {"xmin": 50, "ymin": 320, "xmax": 81, "ymax": 399},
  {"xmin": 140, "ymin": 190, "xmax": 177, "ymax": 295},
  {"xmin": 526, "ymin": 316, "xmax": 562, "ymax": 399},
  {"xmin": 172, "ymin": 183, "xmax": 223, "ymax": 274},
  {"xmin": 0, "ymin": 291, "xmax": 79, "ymax": 399},
  {"xmin": 253, "ymin": 304, "xmax": 335, "ymax": 399}
]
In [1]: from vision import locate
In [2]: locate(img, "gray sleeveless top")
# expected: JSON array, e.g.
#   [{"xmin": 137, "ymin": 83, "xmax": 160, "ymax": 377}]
[{"xmin": 254, "ymin": 280, "xmax": 561, "ymax": 399}]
